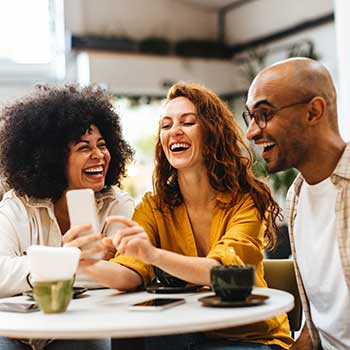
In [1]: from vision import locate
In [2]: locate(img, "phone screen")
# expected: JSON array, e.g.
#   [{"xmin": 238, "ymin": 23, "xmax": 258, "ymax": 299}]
[
  {"xmin": 133, "ymin": 298, "xmax": 183, "ymax": 307},
  {"xmin": 129, "ymin": 298, "xmax": 185, "ymax": 311},
  {"xmin": 0, "ymin": 303, "xmax": 39, "ymax": 313}
]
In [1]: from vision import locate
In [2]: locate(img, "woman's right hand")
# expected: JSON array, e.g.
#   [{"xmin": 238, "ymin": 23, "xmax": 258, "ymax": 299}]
[{"xmin": 63, "ymin": 224, "xmax": 104, "ymax": 268}]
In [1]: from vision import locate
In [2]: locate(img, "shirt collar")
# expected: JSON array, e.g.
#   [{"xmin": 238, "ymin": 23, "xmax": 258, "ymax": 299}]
[
  {"xmin": 292, "ymin": 142, "xmax": 350, "ymax": 195},
  {"xmin": 24, "ymin": 187, "xmax": 116, "ymax": 209}
]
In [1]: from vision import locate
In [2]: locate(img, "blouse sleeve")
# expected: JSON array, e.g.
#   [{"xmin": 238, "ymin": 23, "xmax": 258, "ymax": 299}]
[
  {"xmin": 207, "ymin": 194, "xmax": 265, "ymax": 267},
  {"xmin": 110, "ymin": 193, "xmax": 157, "ymax": 285}
]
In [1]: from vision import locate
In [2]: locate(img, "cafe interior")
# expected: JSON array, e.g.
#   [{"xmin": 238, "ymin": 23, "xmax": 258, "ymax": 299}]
[{"xmin": 0, "ymin": 0, "xmax": 349, "ymax": 348}]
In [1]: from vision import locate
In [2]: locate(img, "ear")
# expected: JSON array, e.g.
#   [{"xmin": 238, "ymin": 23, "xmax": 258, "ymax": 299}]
[{"xmin": 306, "ymin": 97, "xmax": 326, "ymax": 125}]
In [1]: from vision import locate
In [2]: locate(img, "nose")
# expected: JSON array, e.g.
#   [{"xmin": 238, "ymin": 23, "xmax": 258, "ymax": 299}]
[
  {"xmin": 246, "ymin": 119, "xmax": 261, "ymax": 141},
  {"xmin": 170, "ymin": 122, "xmax": 183, "ymax": 135},
  {"xmin": 91, "ymin": 147, "xmax": 104, "ymax": 159}
]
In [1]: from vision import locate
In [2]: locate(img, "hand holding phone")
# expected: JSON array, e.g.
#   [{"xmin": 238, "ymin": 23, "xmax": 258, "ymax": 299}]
[
  {"xmin": 66, "ymin": 189, "xmax": 103, "ymax": 259},
  {"xmin": 128, "ymin": 298, "xmax": 185, "ymax": 311}
]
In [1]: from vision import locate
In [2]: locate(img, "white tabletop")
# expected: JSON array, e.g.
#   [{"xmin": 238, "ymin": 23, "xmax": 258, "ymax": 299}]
[{"xmin": 0, "ymin": 287, "xmax": 294, "ymax": 339}]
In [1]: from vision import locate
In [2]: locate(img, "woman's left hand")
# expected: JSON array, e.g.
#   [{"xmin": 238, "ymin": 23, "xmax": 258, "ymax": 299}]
[{"xmin": 105, "ymin": 216, "xmax": 158, "ymax": 265}]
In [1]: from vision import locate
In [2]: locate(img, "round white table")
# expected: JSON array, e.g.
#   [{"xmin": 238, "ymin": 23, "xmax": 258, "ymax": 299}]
[{"xmin": 0, "ymin": 287, "xmax": 294, "ymax": 339}]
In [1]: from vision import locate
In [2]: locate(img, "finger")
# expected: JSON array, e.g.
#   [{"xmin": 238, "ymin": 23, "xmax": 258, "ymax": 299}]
[
  {"xmin": 63, "ymin": 224, "xmax": 92, "ymax": 243},
  {"xmin": 64, "ymin": 233, "xmax": 100, "ymax": 249},
  {"xmin": 113, "ymin": 226, "xmax": 145, "ymax": 249},
  {"xmin": 101, "ymin": 238, "xmax": 117, "ymax": 259},
  {"xmin": 102, "ymin": 237, "xmax": 114, "ymax": 248},
  {"xmin": 79, "ymin": 243, "xmax": 104, "ymax": 259},
  {"xmin": 117, "ymin": 232, "xmax": 148, "ymax": 255},
  {"xmin": 105, "ymin": 215, "xmax": 137, "ymax": 228}
]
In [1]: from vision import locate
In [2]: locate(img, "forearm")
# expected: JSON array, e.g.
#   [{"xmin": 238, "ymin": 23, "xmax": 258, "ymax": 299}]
[
  {"xmin": 0, "ymin": 255, "xmax": 31, "ymax": 298},
  {"xmin": 292, "ymin": 324, "xmax": 313, "ymax": 350},
  {"xmin": 152, "ymin": 248, "xmax": 220, "ymax": 286},
  {"xmin": 79, "ymin": 260, "xmax": 142, "ymax": 291}
]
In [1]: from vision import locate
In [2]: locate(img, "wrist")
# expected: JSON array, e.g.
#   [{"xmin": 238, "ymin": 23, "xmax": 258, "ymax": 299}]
[{"xmin": 150, "ymin": 247, "xmax": 162, "ymax": 265}]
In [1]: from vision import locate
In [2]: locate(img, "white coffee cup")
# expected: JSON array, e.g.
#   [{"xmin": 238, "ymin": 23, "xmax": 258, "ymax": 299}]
[{"xmin": 27, "ymin": 245, "xmax": 80, "ymax": 282}]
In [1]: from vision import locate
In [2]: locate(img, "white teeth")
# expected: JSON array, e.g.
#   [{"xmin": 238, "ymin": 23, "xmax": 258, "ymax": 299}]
[
  {"xmin": 257, "ymin": 142, "xmax": 275, "ymax": 149},
  {"xmin": 170, "ymin": 143, "xmax": 190, "ymax": 151},
  {"xmin": 84, "ymin": 166, "xmax": 103, "ymax": 173}
]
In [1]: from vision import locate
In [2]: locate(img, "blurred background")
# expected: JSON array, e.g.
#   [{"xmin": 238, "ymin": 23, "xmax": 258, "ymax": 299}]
[{"xmin": 0, "ymin": 0, "xmax": 349, "ymax": 215}]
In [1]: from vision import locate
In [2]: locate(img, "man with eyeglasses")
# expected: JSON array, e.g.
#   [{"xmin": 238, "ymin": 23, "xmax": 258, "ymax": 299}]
[{"xmin": 244, "ymin": 57, "xmax": 349, "ymax": 350}]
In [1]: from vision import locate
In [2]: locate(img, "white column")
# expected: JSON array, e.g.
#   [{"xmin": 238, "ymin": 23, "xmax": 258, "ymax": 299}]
[{"xmin": 334, "ymin": 0, "xmax": 350, "ymax": 141}]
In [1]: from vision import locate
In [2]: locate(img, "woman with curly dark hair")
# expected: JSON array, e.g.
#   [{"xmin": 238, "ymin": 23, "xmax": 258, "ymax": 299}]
[
  {"xmin": 0, "ymin": 84, "xmax": 134, "ymax": 350},
  {"xmin": 107, "ymin": 82, "xmax": 293, "ymax": 350}
]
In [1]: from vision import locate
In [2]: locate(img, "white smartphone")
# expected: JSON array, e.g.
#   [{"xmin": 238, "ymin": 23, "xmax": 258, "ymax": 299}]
[
  {"xmin": 128, "ymin": 298, "xmax": 185, "ymax": 311},
  {"xmin": 66, "ymin": 189, "xmax": 102, "ymax": 259}
]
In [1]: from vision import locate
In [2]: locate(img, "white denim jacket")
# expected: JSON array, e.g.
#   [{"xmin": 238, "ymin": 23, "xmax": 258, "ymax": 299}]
[{"xmin": 0, "ymin": 188, "xmax": 134, "ymax": 298}]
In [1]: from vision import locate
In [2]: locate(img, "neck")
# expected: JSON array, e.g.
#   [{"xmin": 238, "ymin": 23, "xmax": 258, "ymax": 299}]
[
  {"xmin": 299, "ymin": 134, "xmax": 346, "ymax": 185},
  {"xmin": 54, "ymin": 192, "xmax": 70, "ymax": 234},
  {"xmin": 178, "ymin": 167, "xmax": 216, "ymax": 207}
]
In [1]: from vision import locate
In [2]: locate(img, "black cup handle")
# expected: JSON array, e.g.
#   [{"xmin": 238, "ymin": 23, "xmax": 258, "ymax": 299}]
[{"xmin": 26, "ymin": 273, "xmax": 33, "ymax": 289}]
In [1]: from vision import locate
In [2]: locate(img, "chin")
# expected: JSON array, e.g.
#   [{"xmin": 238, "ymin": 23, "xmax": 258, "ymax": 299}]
[{"xmin": 266, "ymin": 160, "xmax": 289, "ymax": 174}]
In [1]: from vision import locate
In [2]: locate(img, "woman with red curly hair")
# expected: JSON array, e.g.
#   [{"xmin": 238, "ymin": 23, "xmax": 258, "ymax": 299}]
[{"xmin": 108, "ymin": 83, "xmax": 293, "ymax": 350}]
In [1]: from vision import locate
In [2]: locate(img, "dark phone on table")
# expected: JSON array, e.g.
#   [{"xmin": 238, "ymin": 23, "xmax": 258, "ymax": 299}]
[
  {"xmin": 0, "ymin": 303, "xmax": 39, "ymax": 313},
  {"xmin": 128, "ymin": 298, "xmax": 185, "ymax": 311}
]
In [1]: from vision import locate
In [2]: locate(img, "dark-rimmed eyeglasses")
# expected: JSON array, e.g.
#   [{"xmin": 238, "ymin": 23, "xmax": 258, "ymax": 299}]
[{"xmin": 242, "ymin": 98, "xmax": 314, "ymax": 129}]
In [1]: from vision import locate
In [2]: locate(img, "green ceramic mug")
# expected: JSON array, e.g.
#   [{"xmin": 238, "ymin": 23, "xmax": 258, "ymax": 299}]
[{"xmin": 27, "ymin": 275, "xmax": 74, "ymax": 313}]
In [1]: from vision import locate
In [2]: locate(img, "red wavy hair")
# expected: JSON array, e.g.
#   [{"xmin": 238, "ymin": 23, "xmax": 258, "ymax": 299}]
[{"xmin": 153, "ymin": 82, "xmax": 282, "ymax": 249}]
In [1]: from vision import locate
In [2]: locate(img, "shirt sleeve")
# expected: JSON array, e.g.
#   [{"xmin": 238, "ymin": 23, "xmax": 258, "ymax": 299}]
[
  {"xmin": 0, "ymin": 210, "xmax": 31, "ymax": 298},
  {"xmin": 207, "ymin": 194, "xmax": 265, "ymax": 267},
  {"xmin": 110, "ymin": 193, "xmax": 157, "ymax": 286}
]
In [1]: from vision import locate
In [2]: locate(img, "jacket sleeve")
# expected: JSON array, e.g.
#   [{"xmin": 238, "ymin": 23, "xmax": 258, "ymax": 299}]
[{"xmin": 0, "ymin": 211, "xmax": 32, "ymax": 298}]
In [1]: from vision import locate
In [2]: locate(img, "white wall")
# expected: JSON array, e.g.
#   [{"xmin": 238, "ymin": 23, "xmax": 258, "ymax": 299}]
[
  {"xmin": 334, "ymin": 0, "xmax": 350, "ymax": 141},
  {"xmin": 225, "ymin": 0, "xmax": 334, "ymax": 44},
  {"xmin": 65, "ymin": 0, "xmax": 217, "ymax": 41},
  {"xmin": 77, "ymin": 52, "xmax": 247, "ymax": 96}
]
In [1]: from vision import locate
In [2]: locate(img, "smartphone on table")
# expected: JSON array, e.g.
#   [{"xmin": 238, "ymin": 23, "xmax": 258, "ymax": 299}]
[
  {"xmin": 66, "ymin": 188, "xmax": 103, "ymax": 259},
  {"xmin": 128, "ymin": 298, "xmax": 185, "ymax": 311},
  {"xmin": 0, "ymin": 303, "xmax": 38, "ymax": 313}
]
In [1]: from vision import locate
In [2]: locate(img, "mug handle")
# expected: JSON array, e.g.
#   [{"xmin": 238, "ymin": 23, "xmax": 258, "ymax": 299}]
[{"xmin": 26, "ymin": 273, "xmax": 33, "ymax": 289}]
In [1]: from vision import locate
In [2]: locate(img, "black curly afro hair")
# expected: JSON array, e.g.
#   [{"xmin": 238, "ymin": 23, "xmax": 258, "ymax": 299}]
[{"xmin": 0, "ymin": 84, "xmax": 134, "ymax": 201}]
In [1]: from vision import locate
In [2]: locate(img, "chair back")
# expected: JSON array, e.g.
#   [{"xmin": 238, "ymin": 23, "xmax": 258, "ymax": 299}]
[{"xmin": 263, "ymin": 259, "xmax": 302, "ymax": 333}]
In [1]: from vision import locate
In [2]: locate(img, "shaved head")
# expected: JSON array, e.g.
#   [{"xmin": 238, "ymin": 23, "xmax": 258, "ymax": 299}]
[
  {"xmin": 250, "ymin": 57, "xmax": 338, "ymax": 129},
  {"xmin": 245, "ymin": 57, "xmax": 345, "ymax": 182}
]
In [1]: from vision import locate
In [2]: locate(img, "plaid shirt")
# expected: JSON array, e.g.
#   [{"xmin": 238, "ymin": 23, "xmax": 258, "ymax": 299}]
[{"xmin": 286, "ymin": 143, "xmax": 350, "ymax": 350}]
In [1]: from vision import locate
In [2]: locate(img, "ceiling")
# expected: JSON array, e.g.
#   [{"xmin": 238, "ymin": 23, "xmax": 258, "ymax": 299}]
[{"xmin": 176, "ymin": 0, "xmax": 246, "ymax": 10}]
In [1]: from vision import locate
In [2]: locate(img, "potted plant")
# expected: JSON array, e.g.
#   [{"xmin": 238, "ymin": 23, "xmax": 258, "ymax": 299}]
[
  {"xmin": 138, "ymin": 37, "xmax": 171, "ymax": 56},
  {"xmin": 175, "ymin": 39, "xmax": 231, "ymax": 59},
  {"xmin": 71, "ymin": 34, "xmax": 137, "ymax": 52}
]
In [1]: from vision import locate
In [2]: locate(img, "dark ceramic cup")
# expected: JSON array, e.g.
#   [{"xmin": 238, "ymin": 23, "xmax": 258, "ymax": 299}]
[
  {"xmin": 154, "ymin": 267, "xmax": 187, "ymax": 287},
  {"xmin": 210, "ymin": 265, "xmax": 255, "ymax": 301}
]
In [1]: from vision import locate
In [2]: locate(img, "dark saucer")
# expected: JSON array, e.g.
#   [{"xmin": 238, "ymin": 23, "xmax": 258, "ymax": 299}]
[
  {"xmin": 23, "ymin": 287, "xmax": 88, "ymax": 301},
  {"xmin": 198, "ymin": 293, "xmax": 269, "ymax": 307},
  {"xmin": 146, "ymin": 283, "xmax": 203, "ymax": 294}
]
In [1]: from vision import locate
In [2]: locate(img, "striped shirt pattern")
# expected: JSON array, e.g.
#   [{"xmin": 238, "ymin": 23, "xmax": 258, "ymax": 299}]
[{"xmin": 286, "ymin": 143, "xmax": 350, "ymax": 350}]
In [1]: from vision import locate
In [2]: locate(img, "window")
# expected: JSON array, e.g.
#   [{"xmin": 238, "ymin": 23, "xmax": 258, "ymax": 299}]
[{"xmin": 0, "ymin": 0, "xmax": 65, "ymax": 83}]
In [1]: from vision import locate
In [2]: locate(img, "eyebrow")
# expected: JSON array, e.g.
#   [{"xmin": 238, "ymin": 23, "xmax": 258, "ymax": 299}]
[
  {"xmin": 161, "ymin": 112, "xmax": 197, "ymax": 120},
  {"xmin": 73, "ymin": 137, "xmax": 105, "ymax": 145},
  {"xmin": 246, "ymin": 99, "xmax": 276, "ymax": 111}
]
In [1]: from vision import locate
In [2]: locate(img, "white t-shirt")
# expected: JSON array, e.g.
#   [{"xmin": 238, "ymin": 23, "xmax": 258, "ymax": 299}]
[{"xmin": 294, "ymin": 177, "xmax": 350, "ymax": 350}]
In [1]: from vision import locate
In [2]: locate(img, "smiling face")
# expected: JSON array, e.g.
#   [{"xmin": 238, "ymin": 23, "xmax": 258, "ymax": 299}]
[
  {"xmin": 160, "ymin": 97, "xmax": 204, "ymax": 171},
  {"xmin": 66, "ymin": 124, "xmax": 111, "ymax": 192},
  {"xmin": 245, "ymin": 71, "xmax": 309, "ymax": 173}
]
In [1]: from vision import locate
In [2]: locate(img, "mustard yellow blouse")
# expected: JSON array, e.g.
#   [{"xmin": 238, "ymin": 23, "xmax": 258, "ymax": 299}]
[{"xmin": 111, "ymin": 191, "xmax": 293, "ymax": 349}]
